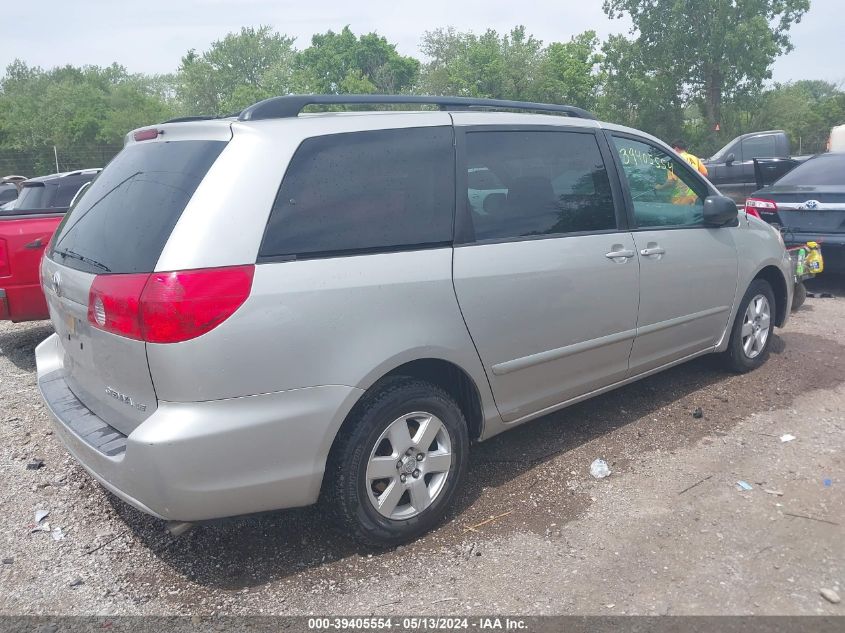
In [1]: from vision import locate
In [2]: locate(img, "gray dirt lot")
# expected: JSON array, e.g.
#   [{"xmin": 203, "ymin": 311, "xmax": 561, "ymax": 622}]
[{"xmin": 0, "ymin": 276, "xmax": 843, "ymax": 616}]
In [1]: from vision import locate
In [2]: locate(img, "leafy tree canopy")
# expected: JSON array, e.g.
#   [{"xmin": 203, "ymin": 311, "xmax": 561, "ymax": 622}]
[
  {"xmin": 602, "ymin": 0, "xmax": 811, "ymax": 144},
  {"xmin": 2, "ymin": 14, "xmax": 843, "ymax": 175}
]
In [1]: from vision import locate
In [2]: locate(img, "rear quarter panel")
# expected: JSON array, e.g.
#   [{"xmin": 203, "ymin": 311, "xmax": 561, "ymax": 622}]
[
  {"xmin": 145, "ymin": 249, "xmax": 501, "ymax": 450},
  {"xmin": 150, "ymin": 111, "xmax": 502, "ymax": 439}
]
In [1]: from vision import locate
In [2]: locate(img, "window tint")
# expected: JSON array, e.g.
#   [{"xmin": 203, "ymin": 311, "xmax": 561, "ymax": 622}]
[
  {"xmin": 15, "ymin": 184, "xmax": 54, "ymax": 210},
  {"xmin": 775, "ymin": 153, "xmax": 845, "ymax": 186},
  {"xmin": 54, "ymin": 182, "xmax": 87, "ymax": 207},
  {"xmin": 260, "ymin": 127, "xmax": 454, "ymax": 260},
  {"xmin": 51, "ymin": 140, "xmax": 226, "ymax": 274},
  {"xmin": 742, "ymin": 135, "xmax": 776, "ymax": 161},
  {"xmin": 464, "ymin": 130, "xmax": 616, "ymax": 241},
  {"xmin": 613, "ymin": 136, "xmax": 706, "ymax": 228}
]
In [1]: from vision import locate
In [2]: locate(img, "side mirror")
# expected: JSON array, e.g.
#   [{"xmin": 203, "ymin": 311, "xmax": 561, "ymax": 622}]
[
  {"xmin": 703, "ymin": 195, "xmax": 738, "ymax": 227},
  {"xmin": 725, "ymin": 152, "xmax": 736, "ymax": 165}
]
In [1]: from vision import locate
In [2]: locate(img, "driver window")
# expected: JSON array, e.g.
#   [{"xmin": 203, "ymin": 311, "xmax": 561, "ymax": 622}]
[{"xmin": 612, "ymin": 136, "xmax": 706, "ymax": 228}]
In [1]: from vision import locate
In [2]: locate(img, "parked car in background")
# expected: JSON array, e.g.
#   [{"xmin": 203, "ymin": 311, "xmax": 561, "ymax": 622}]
[
  {"xmin": 5, "ymin": 169, "xmax": 100, "ymax": 215},
  {"xmin": 36, "ymin": 95, "xmax": 791, "ymax": 546},
  {"xmin": 704, "ymin": 130, "xmax": 809, "ymax": 204},
  {"xmin": 0, "ymin": 169, "xmax": 99, "ymax": 322},
  {"xmin": 0, "ymin": 174, "xmax": 27, "ymax": 207},
  {"xmin": 746, "ymin": 152, "xmax": 845, "ymax": 273}
]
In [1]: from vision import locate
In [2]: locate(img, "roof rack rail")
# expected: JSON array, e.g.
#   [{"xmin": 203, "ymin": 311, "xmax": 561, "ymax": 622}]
[
  {"xmin": 162, "ymin": 115, "xmax": 221, "ymax": 124},
  {"xmin": 237, "ymin": 94, "xmax": 597, "ymax": 122}
]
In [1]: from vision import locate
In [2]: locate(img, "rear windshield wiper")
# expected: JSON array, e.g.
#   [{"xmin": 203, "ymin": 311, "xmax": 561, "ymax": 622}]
[{"xmin": 53, "ymin": 248, "xmax": 111, "ymax": 273}]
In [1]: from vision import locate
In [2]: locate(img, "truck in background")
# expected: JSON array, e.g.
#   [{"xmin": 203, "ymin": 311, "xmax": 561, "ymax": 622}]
[
  {"xmin": 0, "ymin": 169, "xmax": 99, "ymax": 322},
  {"xmin": 703, "ymin": 130, "xmax": 810, "ymax": 204}
]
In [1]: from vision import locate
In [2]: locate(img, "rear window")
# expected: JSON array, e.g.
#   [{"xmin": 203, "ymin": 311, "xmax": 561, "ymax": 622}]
[
  {"xmin": 50, "ymin": 140, "xmax": 226, "ymax": 274},
  {"xmin": 259, "ymin": 127, "xmax": 455, "ymax": 260},
  {"xmin": 776, "ymin": 154, "xmax": 845, "ymax": 186},
  {"xmin": 15, "ymin": 184, "xmax": 55, "ymax": 210}
]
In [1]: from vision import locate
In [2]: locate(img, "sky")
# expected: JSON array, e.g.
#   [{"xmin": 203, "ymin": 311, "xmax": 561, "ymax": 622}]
[{"xmin": 0, "ymin": 0, "xmax": 842, "ymax": 86}]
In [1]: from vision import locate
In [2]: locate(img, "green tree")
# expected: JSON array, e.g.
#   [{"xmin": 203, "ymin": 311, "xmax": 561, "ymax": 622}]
[
  {"xmin": 597, "ymin": 35, "xmax": 685, "ymax": 141},
  {"xmin": 419, "ymin": 26, "xmax": 543, "ymax": 99},
  {"xmin": 0, "ymin": 61, "xmax": 177, "ymax": 174},
  {"xmin": 177, "ymin": 26, "xmax": 297, "ymax": 115},
  {"xmin": 295, "ymin": 26, "xmax": 419, "ymax": 94},
  {"xmin": 603, "ymin": 0, "xmax": 810, "ymax": 146},
  {"xmin": 534, "ymin": 31, "xmax": 603, "ymax": 110},
  {"xmin": 756, "ymin": 81, "xmax": 845, "ymax": 154},
  {"xmin": 0, "ymin": 61, "xmax": 175, "ymax": 150}
]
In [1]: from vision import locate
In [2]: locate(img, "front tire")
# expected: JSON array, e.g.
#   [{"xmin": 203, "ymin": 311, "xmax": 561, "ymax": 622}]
[
  {"xmin": 322, "ymin": 378, "xmax": 469, "ymax": 547},
  {"xmin": 722, "ymin": 279, "xmax": 775, "ymax": 373}
]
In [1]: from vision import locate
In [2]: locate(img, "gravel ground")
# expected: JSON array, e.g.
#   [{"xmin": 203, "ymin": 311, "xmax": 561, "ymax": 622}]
[{"xmin": 0, "ymin": 276, "xmax": 843, "ymax": 616}]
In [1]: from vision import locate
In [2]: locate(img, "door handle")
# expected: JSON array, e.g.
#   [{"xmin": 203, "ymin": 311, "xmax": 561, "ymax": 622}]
[
  {"xmin": 640, "ymin": 246, "xmax": 666, "ymax": 257},
  {"xmin": 24, "ymin": 238, "xmax": 45, "ymax": 250},
  {"xmin": 605, "ymin": 248, "xmax": 635, "ymax": 262}
]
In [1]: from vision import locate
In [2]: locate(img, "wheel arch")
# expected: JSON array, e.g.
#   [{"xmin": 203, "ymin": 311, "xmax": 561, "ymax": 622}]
[
  {"xmin": 338, "ymin": 357, "xmax": 487, "ymax": 445},
  {"xmin": 716, "ymin": 257, "xmax": 791, "ymax": 353},
  {"xmin": 380, "ymin": 358, "xmax": 485, "ymax": 442},
  {"xmin": 753, "ymin": 264, "xmax": 789, "ymax": 328},
  {"xmin": 316, "ymin": 356, "xmax": 489, "ymax": 511}
]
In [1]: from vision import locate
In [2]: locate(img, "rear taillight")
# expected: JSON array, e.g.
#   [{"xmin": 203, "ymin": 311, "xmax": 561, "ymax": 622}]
[
  {"xmin": 745, "ymin": 197, "xmax": 777, "ymax": 219},
  {"xmin": 0, "ymin": 238, "xmax": 9, "ymax": 277},
  {"xmin": 141, "ymin": 266, "xmax": 255, "ymax": 343},
  {"xmin": 88, "ymin": 265, "xmax": 254, "ymax": 343},
  {"xmin": 88, "ymin": 273, "xmax": 148, "ymax": 339}
]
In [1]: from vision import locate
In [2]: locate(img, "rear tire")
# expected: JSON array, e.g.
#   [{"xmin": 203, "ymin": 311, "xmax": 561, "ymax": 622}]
[
  {"xmin": 321, "ymin": 377, "xmax": 469, "ymax": 547},
  {"xmin": 722, "ymin": 279, "xmax": 776, "ymax": 373}
]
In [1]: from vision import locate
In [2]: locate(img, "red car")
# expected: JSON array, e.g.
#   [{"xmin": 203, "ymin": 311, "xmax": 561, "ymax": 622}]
[{"xmin": 0, "ymin": 169, "xmax": 100, "ymax": 322}]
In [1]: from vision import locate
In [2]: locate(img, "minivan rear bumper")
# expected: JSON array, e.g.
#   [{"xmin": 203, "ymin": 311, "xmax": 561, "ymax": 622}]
[{"xmin": 36, "ymin": 333, "xmax": 363, "ymax": 521}]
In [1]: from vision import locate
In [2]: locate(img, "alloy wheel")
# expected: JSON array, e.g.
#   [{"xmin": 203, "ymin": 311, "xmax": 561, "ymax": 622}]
[
  {"xmin": 365, "ymin": 411, "xmax": 453, "ymax": 520},
  {"xmin": 741, "ymin": 294, "xmax": 771, "ymax": 359}
]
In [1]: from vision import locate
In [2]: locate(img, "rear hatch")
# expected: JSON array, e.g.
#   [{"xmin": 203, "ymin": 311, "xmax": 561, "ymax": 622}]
[{"xmin": 43, "ymin": 133, "xmax": 228, "ymax": 435}]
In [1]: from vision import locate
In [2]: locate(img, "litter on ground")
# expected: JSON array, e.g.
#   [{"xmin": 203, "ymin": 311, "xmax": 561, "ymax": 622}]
[{"xmin": 590, "ymin": 459, "xmax": 611, "ymax": 479}]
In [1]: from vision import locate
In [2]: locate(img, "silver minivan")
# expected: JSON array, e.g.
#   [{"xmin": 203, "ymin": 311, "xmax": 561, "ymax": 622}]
[{"xmin": 36, "ymin": 95, "xmax": 792, "ymax": 545}]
